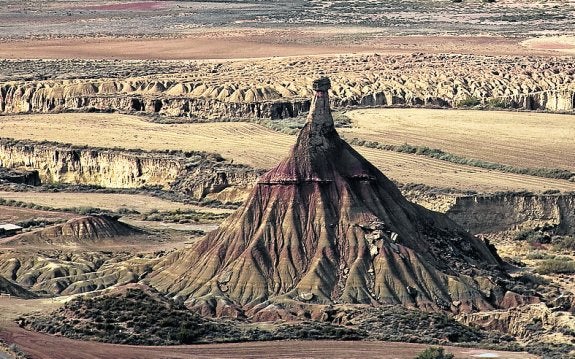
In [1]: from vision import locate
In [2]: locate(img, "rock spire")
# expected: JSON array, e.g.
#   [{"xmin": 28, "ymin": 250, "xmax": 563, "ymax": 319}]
[{"xmin": 150, "ymin": 77, "xmax": 514, "ymax": 319}]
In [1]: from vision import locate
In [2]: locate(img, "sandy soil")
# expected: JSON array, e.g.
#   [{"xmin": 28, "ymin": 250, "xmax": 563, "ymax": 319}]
[
  {"xmin": 0, "ymin": 33, "xmax": 560, "ymax": 60},
  {"xmin": 342, "ymin": 108, "xmax": 575, "ymax": 171},
  {"xmin": 522, "ymin": 36, "xmax": 575, "ymax": 55},
  {"xmin": 0, "ymin": 192, "xmax": 233, "ymax": 215},
  {"xmin": 2, "ymin": 112, "xmax": 573, "ymax": 193}
]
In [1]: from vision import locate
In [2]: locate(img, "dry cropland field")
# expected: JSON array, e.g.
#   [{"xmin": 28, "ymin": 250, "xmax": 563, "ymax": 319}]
[
  {"xmin": 342, "ymin": 108, "xmax": 575, "ymax": 171},
  {"xmin": 1, "ymin": 111, "xmax": 573, "ymax": 194},
  {"xmin": 0, "ymin": 191, "xmax": 233, "ymax": 215}
]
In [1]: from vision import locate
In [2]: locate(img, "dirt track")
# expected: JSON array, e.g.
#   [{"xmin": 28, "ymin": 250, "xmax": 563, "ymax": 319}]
[{"xmin": 0, "ymin": 326, "xmax": 537, "ymax": 359}]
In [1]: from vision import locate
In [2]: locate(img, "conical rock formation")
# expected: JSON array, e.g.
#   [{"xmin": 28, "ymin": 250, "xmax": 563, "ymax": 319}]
[
  {"xmin": 150, "ymin": 78, "xmax": 512, "ymax": 318},
  {"xmin": 2, "ymin": 215, "xmax": 141, "ymax": 246}
]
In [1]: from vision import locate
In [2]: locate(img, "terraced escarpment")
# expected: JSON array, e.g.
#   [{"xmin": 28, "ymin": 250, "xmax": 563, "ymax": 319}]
[
  {"xmin": 149, "ymin": 78, "xmax": 524, "ymax": 319},
  {"xmin": 400, "ymin": 189, "xmax": 575, "ymax": 236},
  {"xmin": 1, "ymin": 54, "xmax": 574, "ymax": 120},
  {"xmin": 445, "ymin": 194, "xmax": 575, "ymax": 235},
  {"xmin": 0, "ymin": 138, "xmax": 259, "ymax": 200}
]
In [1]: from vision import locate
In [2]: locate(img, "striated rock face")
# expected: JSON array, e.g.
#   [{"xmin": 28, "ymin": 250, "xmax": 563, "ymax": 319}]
[
  {"xmin": 1, "ymin": 215, "xmax": 141, "ymax": 246},
  {"xmin": 150, "ymin": 77, "xmax": 514, "ymax": 318},
  {"xmin": 446, "ymin": 194, "xmax": 575, "ymax": 235},
  {"xmin": 0, "ymin": 138, "xmax": 259, "ymax": 200}
]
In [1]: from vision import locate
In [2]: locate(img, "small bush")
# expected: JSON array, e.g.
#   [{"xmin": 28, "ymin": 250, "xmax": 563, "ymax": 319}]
[
  {"xmin": 415, "ymin": 346, "xmax": 454, "ymax": 359},
  {"xmin": 458, "ymin": 96, "xmax": 481, "ymax": 107},
  {"xmin": 487, "ymin": 98, "xmax": 512, "ymax": 108}
]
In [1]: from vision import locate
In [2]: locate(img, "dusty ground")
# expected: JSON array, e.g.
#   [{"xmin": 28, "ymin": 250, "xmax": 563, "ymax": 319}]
[
  {"xmin": 0, "ymin": 192, "xmax": 233, "ymax": 215},
  {"xmin": 342, "ymin": 108, "xmax": 575, "ymax": 171},
  {"xmin": 1, "ymin": 112, "xmax": 573, "ymax": 193},
  {"xmin": 0, "ymin": 298, "xmax": 536, "ymax": 359},
  {"xmin": 1, "ymin": 0, "xmax": 574, "ymax": 59},
  {"xmin": 0, "ymin": 327, "xmax": 537, "ymax": 359},
  {"xmin": 0, "ymin": 205, "xmax": 76, "ymax": 224},
  {"xmin": 522, "ymin": 36, "xmax": 575, "ymax": 55},
  {"xmin": 0, "ymin": 34, "xmax": 560, "ymax": 60}
]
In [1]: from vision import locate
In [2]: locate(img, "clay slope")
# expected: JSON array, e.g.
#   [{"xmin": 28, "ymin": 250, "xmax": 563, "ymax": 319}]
[
  {"xmin": 2, "ymin": 215, "xmax": 141, "ymax": 246},
  {"xmin": 150, "ymin": 78, "xmax": 512, "ymax": 318},
  {"xmin": 0, "ymin": 275, "xmax": 37, "ymax": 298}
]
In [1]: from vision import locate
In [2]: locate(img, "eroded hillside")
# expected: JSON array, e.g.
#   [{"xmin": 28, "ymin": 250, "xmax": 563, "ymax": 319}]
[{"xmin": 1, "ymin": 54, "xmax": 574, "ymax": 120}]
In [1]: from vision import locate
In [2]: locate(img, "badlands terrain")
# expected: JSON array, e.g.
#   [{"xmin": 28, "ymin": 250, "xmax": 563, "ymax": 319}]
[{"xmin": 0, "ymin": 0, "xmax": 575, "ymax": 358}]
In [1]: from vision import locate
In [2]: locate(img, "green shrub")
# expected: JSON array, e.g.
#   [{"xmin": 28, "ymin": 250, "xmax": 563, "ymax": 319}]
[
  {"xmin": 515, "ymin": 272, "xmax": 550, "ymax": 287},
  {"xmin": 458, "ymin": 96, "xmax": 481, "ymax": 107},
  {"xmin": 487, "ymin": 98, "xmax": 512, "ymax": 108},
  {"xmin": 415, "ymin": 346, "xmax": 454, "ymax": 359}
]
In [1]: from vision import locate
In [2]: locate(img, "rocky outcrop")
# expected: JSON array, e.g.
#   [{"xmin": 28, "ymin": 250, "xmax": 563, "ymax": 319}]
[
  {"xmin": 0, "ymin": 79, "xmax": 311, "ymax": 120},
  {"xmin": 1, "ymin": 54, "xmax": 573, "ymax": 120},
  {"xmin": 445, "ymin": 194, "xmax": 575, "ymax": 235},
  {"xmin": 149, "ymin": 78, "xmax": 516, "ymax": 319},
  {"xmin": 0, "ymin": 275, "xmax": 37, "ymax": 298},
  {"xmin": 0, "ymin": 250, "xmax": 153, "ymax": 295},
  {"xmin": 0, "ymin": 138, "xmax": 259, "ymax": 200},
  {"xmin": 457, "ymin": 303, "xmax": 575, "ymax": 341},
  {"xmin": 402, "ymin": 189, "xmax": 575, "ymax": 235},
  {"xmin": 0, "ymin": 166, "xmax": 40, "ymax": 185}
]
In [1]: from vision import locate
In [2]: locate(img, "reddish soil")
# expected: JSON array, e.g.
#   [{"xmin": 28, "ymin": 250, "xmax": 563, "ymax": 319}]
[
  {"xmin": 0, "ymin": 34, "xmax": 558, "ymax": 60},
  {"xmin": 0, "ymin": 326, "xmax": 535, "ymax": 359},
  {"xmin": 82, "ymin": 2, "xmax": 166, "ymax": 11}
]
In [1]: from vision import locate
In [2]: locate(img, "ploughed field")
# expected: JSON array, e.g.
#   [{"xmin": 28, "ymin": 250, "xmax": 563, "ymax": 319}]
[
  {"xmin": 0, "ymin": 191, "xmax": 233, "ymax": 215},
  {"xmin": 1, "ymin": 111, "xmax": 573, "ymax": 193},
  {"xmin": 343, "ymin": 108, "xmax": 575, "ymax": 172}
]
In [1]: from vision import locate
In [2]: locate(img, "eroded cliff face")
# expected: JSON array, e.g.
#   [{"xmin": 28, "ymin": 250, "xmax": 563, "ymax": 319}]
[
  {"xmin": 0, "ymin": 80, "xmax": 311, "ymax": 120},
  {"xmin": 0, "ymin": 139, "xmax": 259, "ymax": 200},
  {"xmin": 1, "ymin": 54, "xmax": 573, "ymax": 120},
  {"xmin": 446, "ymin": 194, "xmax": 575, "ymax": 235}
]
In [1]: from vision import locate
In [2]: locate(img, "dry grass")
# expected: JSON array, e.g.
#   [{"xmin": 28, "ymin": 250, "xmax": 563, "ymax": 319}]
[
  {"xmin": 1, "ymin": 113, "xmax": 574, "ymax": 193},
  {"xmin": 342, "ymin": 108, "xmax": 575, "ymax": 172},
  {"xmin": 0, "ymin": 192, "xmax": 232, "ymax": 215}
]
